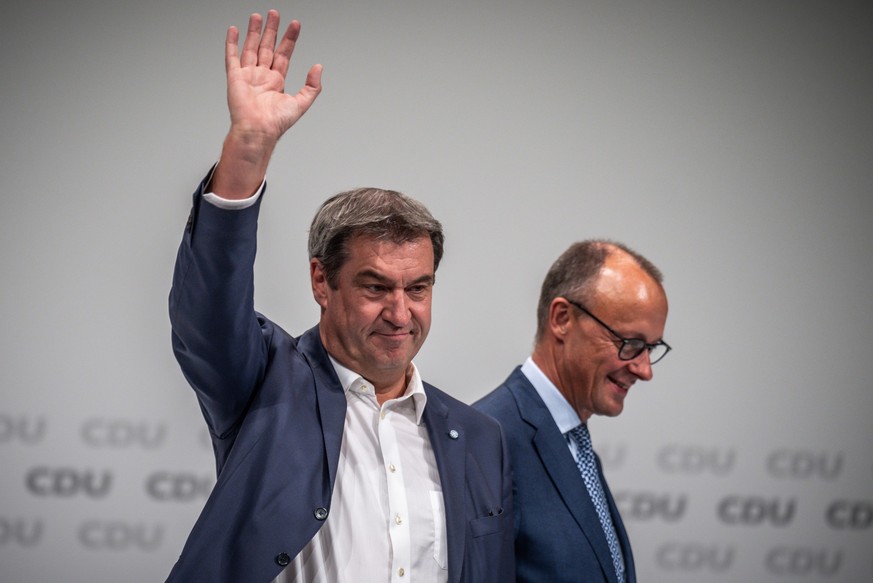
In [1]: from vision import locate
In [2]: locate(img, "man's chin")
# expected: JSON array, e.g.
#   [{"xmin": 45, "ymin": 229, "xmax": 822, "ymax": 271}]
[
  {"xmin": 598, "ymin": 398, "xmax": 625, "ymax": 418},
  {"xmin": 367, "ymin": 352, "xmax": 415, "ymax": 373}
]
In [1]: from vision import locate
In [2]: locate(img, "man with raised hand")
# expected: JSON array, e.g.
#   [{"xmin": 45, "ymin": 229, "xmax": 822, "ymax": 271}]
[{"xmin": 168, "ymin": 10, "xmax": 513, "ymax": 583}]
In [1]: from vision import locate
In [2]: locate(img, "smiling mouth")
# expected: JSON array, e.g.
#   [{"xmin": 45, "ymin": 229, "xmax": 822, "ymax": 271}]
[
  {"xmin": 373, "ymin": 331, "xmax": 414, "ymax": 342},
  {"xmin": 376, "ymin": 329, "xmax": 412, "ymax": 336},
  {"xmin": 608, "ymin": 376, "xmax": 631, "ymax": 391}
]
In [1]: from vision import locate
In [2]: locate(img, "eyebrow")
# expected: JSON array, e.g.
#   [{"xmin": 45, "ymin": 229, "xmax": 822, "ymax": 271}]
[{"xmin": 354, "ymin": 270, "xmax": 434, "ymax": 287}]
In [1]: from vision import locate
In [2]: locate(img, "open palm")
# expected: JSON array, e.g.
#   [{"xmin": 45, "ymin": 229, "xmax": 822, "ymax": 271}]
[{"xmin": 225, "ymin": 11, "xmax": 322, "ymax": 142}]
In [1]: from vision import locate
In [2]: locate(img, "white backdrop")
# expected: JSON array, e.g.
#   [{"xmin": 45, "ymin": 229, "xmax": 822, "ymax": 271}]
[{"xmin": 1, "ymin": 0, "xmax": 871, "ymax": 581}]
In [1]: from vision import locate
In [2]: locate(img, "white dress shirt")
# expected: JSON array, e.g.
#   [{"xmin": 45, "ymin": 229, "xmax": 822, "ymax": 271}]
[
  {"xmin": 202, "ymin": 185, "xmax": 448, "ymax": 582},
  {"xmin": 273, "ymin": 358, "xmax": 447, "ymax": 583}
]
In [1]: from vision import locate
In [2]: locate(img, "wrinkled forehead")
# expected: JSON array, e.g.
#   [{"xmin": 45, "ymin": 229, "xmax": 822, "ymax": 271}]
[{"xmin": 342, "ymin": 232, "xmax": 435, "ymax": 272}]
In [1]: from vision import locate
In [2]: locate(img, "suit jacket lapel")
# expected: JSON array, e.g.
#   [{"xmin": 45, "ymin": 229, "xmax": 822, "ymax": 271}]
[
  {"xmin": 298, "ymin": 325, "xmax": 346, "ymax": 487},
  {"xmin": 507, "ymin": 370, "xmax": 619, "ymax": 583},
  {"xmin": 422, "ymin": 385, "xmax": 465, "ymax": 583}
]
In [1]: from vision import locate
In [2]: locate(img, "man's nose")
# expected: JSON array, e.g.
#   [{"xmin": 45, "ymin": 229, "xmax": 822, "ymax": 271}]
[
  {"xmin": 382, "ymin": 290, "xmax": 411, "ymax": 327},
  {"xmin": 627, "ymin": 350, "xmax": 654, "ymax": 381}
]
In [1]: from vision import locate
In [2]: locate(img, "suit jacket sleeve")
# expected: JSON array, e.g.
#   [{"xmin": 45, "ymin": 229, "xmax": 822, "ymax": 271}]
[{"xmin": 168, "ymin": 172, "xmax": 269, "ymax": 439}]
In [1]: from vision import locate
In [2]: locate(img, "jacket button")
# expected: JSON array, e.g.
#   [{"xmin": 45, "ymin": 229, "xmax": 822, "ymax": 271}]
[
  {"xmin": 314, "ymin": 507, "xmax": 329, "ymax": 520},
  {"xmin": 276, "ymin": 553, "xmax": 290, "ymax": 567}
]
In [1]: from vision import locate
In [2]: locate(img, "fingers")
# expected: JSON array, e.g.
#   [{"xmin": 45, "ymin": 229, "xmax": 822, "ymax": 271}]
[
  {"xmin": 293, "ymin": 64, "xmax": 324, "ymax": 117},
  {"xmin": 232, "ymin": 10, "xmax": 302, "ymax": 75},
  {"xmin": 239, "ymin": 12, "xmax": 264, "ymax": 68},
  {"xmin": 224, "ymin": 9, "xmax": 322, "ymax": 115},
  {"xmin": 225, "ymin": 25, "xmax": 240, "ymax": 72},
  {"xmin": 258, "ymin": 10, "xmax": 281, "ymax": 68},
  {"xmin": 271, "ymin": 19, "xmax": 302, "ymax": 78}
]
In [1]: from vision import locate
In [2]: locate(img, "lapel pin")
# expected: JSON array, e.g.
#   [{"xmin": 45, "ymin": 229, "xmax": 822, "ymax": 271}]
[{"xmin": 448, "ymin": 429, "xmax": 459, "ymax": 440}]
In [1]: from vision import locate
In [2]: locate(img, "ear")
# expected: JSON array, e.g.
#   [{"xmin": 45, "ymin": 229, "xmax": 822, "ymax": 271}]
[
  {"xmin": 548, "ymin": 297, "xmax": 573, "ymax": 343},
  {"xmin": 310, "ymin": 258, "xmax": 329, "ymax": 309}
]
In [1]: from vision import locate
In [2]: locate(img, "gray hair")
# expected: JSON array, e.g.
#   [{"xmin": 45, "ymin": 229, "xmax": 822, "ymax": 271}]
[
  {"xmin": 308, "ymin": 187, "xmax": 445, "ymax": 288},
  {"xmin": 535, "ymin": 240, "xmax": 663, "ymax": 342}
]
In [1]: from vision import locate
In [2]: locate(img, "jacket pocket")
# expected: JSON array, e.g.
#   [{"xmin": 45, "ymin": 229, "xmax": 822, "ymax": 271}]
[{"xmin": 469, "ymin": 509, "xmax": 510, "ymax": 538}]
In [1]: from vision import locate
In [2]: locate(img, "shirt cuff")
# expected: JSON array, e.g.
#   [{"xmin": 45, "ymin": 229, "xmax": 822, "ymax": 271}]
[{"xmin": 202, "ymin": 178, "xmax": 266, "ymax": 210}]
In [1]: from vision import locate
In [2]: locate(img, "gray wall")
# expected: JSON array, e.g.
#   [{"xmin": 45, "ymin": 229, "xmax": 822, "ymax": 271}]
[{"xmin": 2, "ymin": 0, "xmax": 871, "ymax": 581}]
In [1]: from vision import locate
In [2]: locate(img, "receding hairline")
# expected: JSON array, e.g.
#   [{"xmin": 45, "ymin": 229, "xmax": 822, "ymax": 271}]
[
  {"xmin": 587, "ymin": 246, "xmax": 668, "ymax": 310},
  {"xmin": 533, "ymin": 238, "xmax": 665, "ymax": 343},
  {"xmin": 597, "ymin": 241, "xmax": 664, "ymax": 283}
]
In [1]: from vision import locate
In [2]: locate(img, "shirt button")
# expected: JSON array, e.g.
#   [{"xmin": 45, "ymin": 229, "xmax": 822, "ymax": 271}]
[
  {"xmin": 389, "ymin": 463, "xmax": 396, "ymax": 473},
  {"xmin": 398, "ymin": 568, "xmax": 405, "ymax": 577},
  {"xmin": 394, "ymin": 514, "xmax": 402, "ymax": 525}
]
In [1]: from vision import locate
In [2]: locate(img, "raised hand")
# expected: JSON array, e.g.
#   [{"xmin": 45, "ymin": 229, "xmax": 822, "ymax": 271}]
[
  {"xmin": 212, "ymin": 10, "xmax": 322, "ymax": 199},
  {"xmin": 226, "ymin": 10, "xmax": 322, "ymax": 143}
]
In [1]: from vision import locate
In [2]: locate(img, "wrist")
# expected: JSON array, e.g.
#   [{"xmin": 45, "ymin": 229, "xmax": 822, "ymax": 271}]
[{"xmin": 210, "ymin": 131, "xmax": 275, "ymax": 200}]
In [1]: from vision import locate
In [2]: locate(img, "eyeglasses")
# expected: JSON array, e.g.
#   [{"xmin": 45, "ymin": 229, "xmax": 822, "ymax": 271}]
[{"xmin": 564, "ymin": 298, "xmax": 671, "ymax": 365}]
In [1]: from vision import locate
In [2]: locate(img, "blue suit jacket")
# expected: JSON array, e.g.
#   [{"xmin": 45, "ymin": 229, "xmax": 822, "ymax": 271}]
[
  {"xmin": 474, "ymin": 367, "xmax": 635, "ymax": 583},
  {"xmin": 167, "ymin": 177, "xmax": 514, "ymax": 582}
]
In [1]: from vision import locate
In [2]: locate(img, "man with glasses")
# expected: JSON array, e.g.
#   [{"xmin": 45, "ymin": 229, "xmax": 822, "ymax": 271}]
[{"xmin": 474, "ymin": 240, "xmax": 670, "ymax": 583}]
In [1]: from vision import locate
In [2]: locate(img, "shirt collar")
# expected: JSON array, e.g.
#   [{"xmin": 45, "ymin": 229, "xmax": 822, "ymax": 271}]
[
  {"xmin": 328, "ymin": 356, "xmax": 428, "ymax": 425},
  {"xmin": 521, "ymin": 356, "xmax": 582, "ymax": 435}
]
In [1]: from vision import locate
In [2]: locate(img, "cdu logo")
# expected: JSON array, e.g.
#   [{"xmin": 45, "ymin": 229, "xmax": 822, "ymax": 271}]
[
  {"xmin": 613, "ymin": 491, "xmax": 688, "ymax": 522},
  {"xmin": 0, "ymin": 414, "xmax": 47, "ymax": 445},
  {"xmin": 655, "ymin": 543, "xmax": 735, "ymax": 572},
  {"xmin": 80, "ymin": 418, "xmax": 167, "ymax": 449},
  {"xmin": 766, "ymin": 449, "xmax": 843, "ymax": 480},
  {"xmin": 826, "ymin": 500, "xmax": 873, "ymax": 530},
  {"xmin": 717, "ymin": 495, "xmax": 795, "ymax": 527},
  {"xmin": 0, "ymin": 517, "xmax": 44, "ymax": 547},
  {"xmin": 25, "ymin": 467, "xmax": 113, "ymax": 498},
  {"xmin": 78, "ymin": 521, "xmax": 164, "ymax": 551},
  {"xmin": 656, "ymin": 445, "xmax": 735, "ymax": 475},
  {"xmin": 765, "ymin": 547, "xmax": 842, "ymax": 577},
  {"xmin": 145, "ymin": 472, "xmax": 214, "ymax": 502}
]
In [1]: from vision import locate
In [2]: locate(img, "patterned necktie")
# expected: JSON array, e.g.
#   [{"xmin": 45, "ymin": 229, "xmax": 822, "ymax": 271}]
[{"xmin": 569, "ymin": 424, "xmax": 625, "ymax": 583}]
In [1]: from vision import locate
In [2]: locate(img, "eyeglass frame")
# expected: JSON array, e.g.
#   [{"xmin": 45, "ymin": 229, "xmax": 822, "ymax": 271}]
[{"xmin": 563, "ymin": 297, "xmax": 671, "ymax": 365}]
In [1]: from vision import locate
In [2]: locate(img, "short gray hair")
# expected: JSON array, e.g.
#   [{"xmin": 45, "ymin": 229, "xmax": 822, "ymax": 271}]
[
  {"xmin": 308, "ymin": 187, "xmax": 444, "ymax": 288},
  {"xmin": 535, "ymin": 240, "xmax": 663, "ymax": 342}
]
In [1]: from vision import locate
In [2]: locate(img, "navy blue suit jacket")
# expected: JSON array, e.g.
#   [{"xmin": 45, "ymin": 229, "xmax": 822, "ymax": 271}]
[
  {"xmin": 474, "ymin": 367, "xmax": 635, "ymax": 583},
  {"xmin": 167, "ymin": 177, "xmax": 514, "ymax": 582}
]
